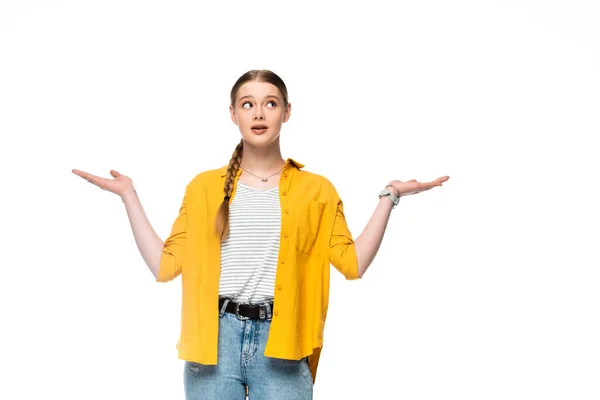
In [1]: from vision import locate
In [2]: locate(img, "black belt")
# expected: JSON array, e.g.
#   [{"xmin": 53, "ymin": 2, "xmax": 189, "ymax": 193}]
[{"xmin": 219, "ymin": 297, "xmax": 274, "ymax": 320}]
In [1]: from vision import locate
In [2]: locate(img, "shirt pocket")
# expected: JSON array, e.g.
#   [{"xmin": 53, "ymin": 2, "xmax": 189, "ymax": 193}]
[{"xmin": 295, "ymin": 199, "xmax": 326, "ymax": 255}]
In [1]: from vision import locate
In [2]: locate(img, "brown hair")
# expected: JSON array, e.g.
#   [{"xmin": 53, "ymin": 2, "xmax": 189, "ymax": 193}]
[{"xmin": 215, "ymin": 70, "xmax": 289, "ymax": 241}]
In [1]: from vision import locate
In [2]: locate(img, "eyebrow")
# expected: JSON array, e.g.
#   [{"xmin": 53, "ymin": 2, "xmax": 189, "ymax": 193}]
[{"xmin": 239, "ymin": 94, "xmax": 281, "ymax": 102}]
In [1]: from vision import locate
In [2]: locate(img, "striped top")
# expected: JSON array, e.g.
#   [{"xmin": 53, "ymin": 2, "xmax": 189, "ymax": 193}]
[{"xmin": 218, "ymin": 181, "xmax": 281, "ymax": 303}]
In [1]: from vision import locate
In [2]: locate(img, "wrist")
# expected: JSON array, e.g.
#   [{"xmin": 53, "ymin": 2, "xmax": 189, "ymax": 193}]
[
  {"xmin": 378, "ymin": 185, "xmax": 400, "ymax": 209},
  {"xmin": 121, "ymin": 188, "xmax": 137, "ymax": 203},
  {"xmin": 385, "ymin": 184, "xmax": 400, "ymax": 198}
]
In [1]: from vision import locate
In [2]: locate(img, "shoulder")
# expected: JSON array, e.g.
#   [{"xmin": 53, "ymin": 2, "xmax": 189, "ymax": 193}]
[
  {"xmin": 293, "ymin": 168, "xmax": 341, "ymax": 201},
  {"xmin": 296, "ymin": 168, "xmax": 333, "ymax": 186},
  {"xmin": 186, "ymin": 165, "xmax": 227, "ymax": 190}
]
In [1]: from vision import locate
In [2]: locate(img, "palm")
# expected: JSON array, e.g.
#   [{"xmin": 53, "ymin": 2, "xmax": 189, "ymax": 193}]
[
  {"xmin": 72, "ymin": 169, "xmax": 133, "ymax": 197},
  {"xmin": 389, "ymin": 176, "xmax": 449, "ymax": 196}
]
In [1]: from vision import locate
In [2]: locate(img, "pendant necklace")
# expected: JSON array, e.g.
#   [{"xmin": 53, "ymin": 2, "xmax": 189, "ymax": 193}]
[{"xmin": 240, "ymin": 165, "xmax": 284, "ymax": 182}]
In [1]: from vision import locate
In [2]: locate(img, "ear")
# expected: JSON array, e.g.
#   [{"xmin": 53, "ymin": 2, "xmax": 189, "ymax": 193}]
[
  {"xmin": 229, "ymin": 104, "xmax": 238, "ymax": 125},
  {"xmin": 283, "ymin": 102, "xmax": 292, "ymax": 123}
]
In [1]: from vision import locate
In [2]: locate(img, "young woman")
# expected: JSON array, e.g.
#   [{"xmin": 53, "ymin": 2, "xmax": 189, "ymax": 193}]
[{"xmin": 72, "ymin": 69, "xmax": 449, "ymax": 399}]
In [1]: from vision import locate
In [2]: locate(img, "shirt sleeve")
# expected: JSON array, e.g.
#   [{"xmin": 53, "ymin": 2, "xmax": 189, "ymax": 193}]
[
  {"xmin": 156, "ymin": 186, "xmax": 188, "ymax": 282},
  {"xmin": 328, "ymin": 194, "xmax": 361, "ymax": 280}
]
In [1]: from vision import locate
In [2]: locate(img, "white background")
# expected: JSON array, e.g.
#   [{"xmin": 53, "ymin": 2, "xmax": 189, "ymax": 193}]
[{"xmin": 1, "ymin": 1, "xmax": 599, "ymax": 399}]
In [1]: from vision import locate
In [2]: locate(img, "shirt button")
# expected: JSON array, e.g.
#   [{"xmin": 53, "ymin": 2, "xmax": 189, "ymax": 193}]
[
  {"xmin": 283, "ymin": 233, "xmax": 288, "ymax": 238},
  {"xmin": 280, "ymin": 260, "xmax": 285, "ymax": 264},
  {"xmin": 283, "ymin": 172, "xmax": 288, "ymax": 177},
  {"xmin": 284, "ymin": 210, "xmax": 289, "ymax": 214},
  {"xmin": 282, "ymin": 191, "xmax": 287, "ymax": 196},
  {"xmin": 274, "ymin": 311, "xmax": 279, "ymax": 317},
  {"xmin": 277, "ymin": 285, "xmax": 282, "ymax": 290}
]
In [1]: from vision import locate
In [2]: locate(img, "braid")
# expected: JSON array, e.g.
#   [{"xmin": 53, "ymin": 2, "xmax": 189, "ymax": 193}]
[{"xmin": 215, "ymin": 139, "xmax": 244, "ymax": 241}]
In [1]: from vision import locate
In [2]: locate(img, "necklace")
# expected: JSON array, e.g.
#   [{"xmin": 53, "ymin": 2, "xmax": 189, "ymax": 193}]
[{"xmin": 240, "ymin": 165, "xmax": 284, "ymax": 182}]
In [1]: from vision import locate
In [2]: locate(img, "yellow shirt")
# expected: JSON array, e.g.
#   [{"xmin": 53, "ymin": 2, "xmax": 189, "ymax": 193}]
[{"xmin": 157, "ymin": 158, "xmax": 360, "ymax": 383}]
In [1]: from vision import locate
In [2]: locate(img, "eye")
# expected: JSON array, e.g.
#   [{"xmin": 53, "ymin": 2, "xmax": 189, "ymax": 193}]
[
  {"xmin": 242, "ymin": 101, "xmax": 252, "ymax": 109},
  {"xmin": 266, "ymin": 100, "xmax": 277, "ymax": 108}
]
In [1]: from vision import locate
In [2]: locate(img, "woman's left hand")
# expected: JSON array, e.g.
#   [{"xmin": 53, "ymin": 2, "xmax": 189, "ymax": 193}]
[{"xmin": 387, "ymin": 176, "xmax": 450, "ymax": 197}]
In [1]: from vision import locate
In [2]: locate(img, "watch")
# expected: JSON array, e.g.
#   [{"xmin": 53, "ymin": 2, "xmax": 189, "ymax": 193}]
[{"xmin": 378, "ymin": 186, "xmax": 400, "ymax": 208}]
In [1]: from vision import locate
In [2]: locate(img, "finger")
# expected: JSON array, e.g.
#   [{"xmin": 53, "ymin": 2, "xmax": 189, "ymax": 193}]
[
  {"xmin": 110, "ymin": 170, "xmax": 121, "ymax": 178},
  {"xmin": 72, "ymin": 169, "xmax": 95, "ymax": 182},
  {"xmin": 72, "ymin": 169, "xmax": 106, "ymax": 188},
  {"xmin": 426, "ymin": 179, "xmax": 445, "ymax": 187},
  {"xmin": 421, "ymin": 182, "xmax": 438, "ymax": 191},
  {"xmin": 412, "ymin": 179, "xmax": 444, "ymax": 193},
  {"xmin": 435, "ymin": 177, "xmax": 448, "ymax": 186}
]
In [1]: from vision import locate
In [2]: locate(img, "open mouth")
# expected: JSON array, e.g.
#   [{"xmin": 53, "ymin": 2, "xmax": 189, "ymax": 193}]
[{"xmin": 251, "ymin": 125, "xmax": 268, "ymax": 134}]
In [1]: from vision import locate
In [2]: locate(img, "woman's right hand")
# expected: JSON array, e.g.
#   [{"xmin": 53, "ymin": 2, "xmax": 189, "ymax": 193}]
[{"xmin": 72, "ymin": 169, "xmax": 134, "ymax": 199}]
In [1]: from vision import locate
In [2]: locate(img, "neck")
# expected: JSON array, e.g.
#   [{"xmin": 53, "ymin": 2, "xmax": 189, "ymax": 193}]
[{"xmin": 240, "ymin": 138, "xmax": 285, "ymax": 175}]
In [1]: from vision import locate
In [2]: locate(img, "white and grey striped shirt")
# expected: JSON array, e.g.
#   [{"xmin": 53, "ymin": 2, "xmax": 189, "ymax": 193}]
[{"xmin": 219, "ymin": 182, "xmax": 281, "ymax": 303}]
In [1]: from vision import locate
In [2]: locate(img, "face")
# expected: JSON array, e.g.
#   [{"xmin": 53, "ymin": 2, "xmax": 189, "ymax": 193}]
[{"xmin": 229, "ymin": 81, "xmax": 291, "ymax": 147}]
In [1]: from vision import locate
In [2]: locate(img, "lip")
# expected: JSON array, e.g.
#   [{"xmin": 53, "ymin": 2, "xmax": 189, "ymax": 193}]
[{"xmin": 251, "ymin": 124, "xmax": 268, "ymax": 134}]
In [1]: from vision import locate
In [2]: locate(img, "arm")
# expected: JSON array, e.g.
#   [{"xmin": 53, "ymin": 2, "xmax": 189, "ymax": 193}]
[
  {"xmin": 354, "ymin": 176, "xmax": 450, "ymax": 276},
  {"xmin": 155, "ymin": 188, "xmax": 187, "ymax": 282},
  {"xmin": 121, "ymin": 189, "xmax": 166, "ymax": 280},
  {"xmin": 71, "ymin": 168, "xmax": 166, "ymax": 279},
  {"xmin": 354, "ymin": 196, "xmax": 395, "ymax": 277},
  {"xmin": 328, "ymin": 186, "xmax": 394, "ymax": 279},
  {"xmin": 123, "ymin": 186, "xmax": 188, "ymax": 281},
  {"xmin": 72, "ymin": 168, "xmax": 189, "ymax": 281},
  {"xmin": 329, "ymin": 198, "xmax": 361, "ymax": 280}
]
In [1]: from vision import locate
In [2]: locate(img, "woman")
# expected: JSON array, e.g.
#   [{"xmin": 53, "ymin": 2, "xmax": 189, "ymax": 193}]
[{"xmin": 72, "ymin": 69, "xmax": 449, "ymax": 399}]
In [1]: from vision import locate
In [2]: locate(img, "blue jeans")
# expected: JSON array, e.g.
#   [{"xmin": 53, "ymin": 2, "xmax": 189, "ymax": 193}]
[{"xmin": 183, "ymin": 302, "xmax": 314, "ymax": 399}]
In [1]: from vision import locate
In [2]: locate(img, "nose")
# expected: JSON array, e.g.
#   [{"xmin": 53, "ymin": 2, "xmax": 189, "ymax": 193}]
[{"xmin": 253, "ymin": 107, "xmax": 265, "ymax": 120}]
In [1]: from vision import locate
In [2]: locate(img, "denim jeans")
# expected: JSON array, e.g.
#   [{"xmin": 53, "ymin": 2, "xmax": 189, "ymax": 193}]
[{"xmin": 183, "ymin": 301, "xmax": 314, "ymax": 399}]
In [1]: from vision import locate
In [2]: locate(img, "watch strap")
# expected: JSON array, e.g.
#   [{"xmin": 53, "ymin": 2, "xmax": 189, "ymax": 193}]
[{"xmin": 378, "ymin": 187, "xmax": 400, "ymax": 208}]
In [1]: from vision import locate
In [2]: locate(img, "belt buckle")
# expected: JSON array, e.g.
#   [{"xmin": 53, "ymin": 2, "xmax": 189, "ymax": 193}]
[{"xmin": 235, "ymin": 302, "xmax": 250, "ymax": 320}]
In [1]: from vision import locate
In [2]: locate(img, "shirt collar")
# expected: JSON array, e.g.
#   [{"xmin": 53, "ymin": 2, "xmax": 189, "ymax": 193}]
[{"xmin": 219, "ymin": 157, "xmax": 304, "ymax": 177}]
